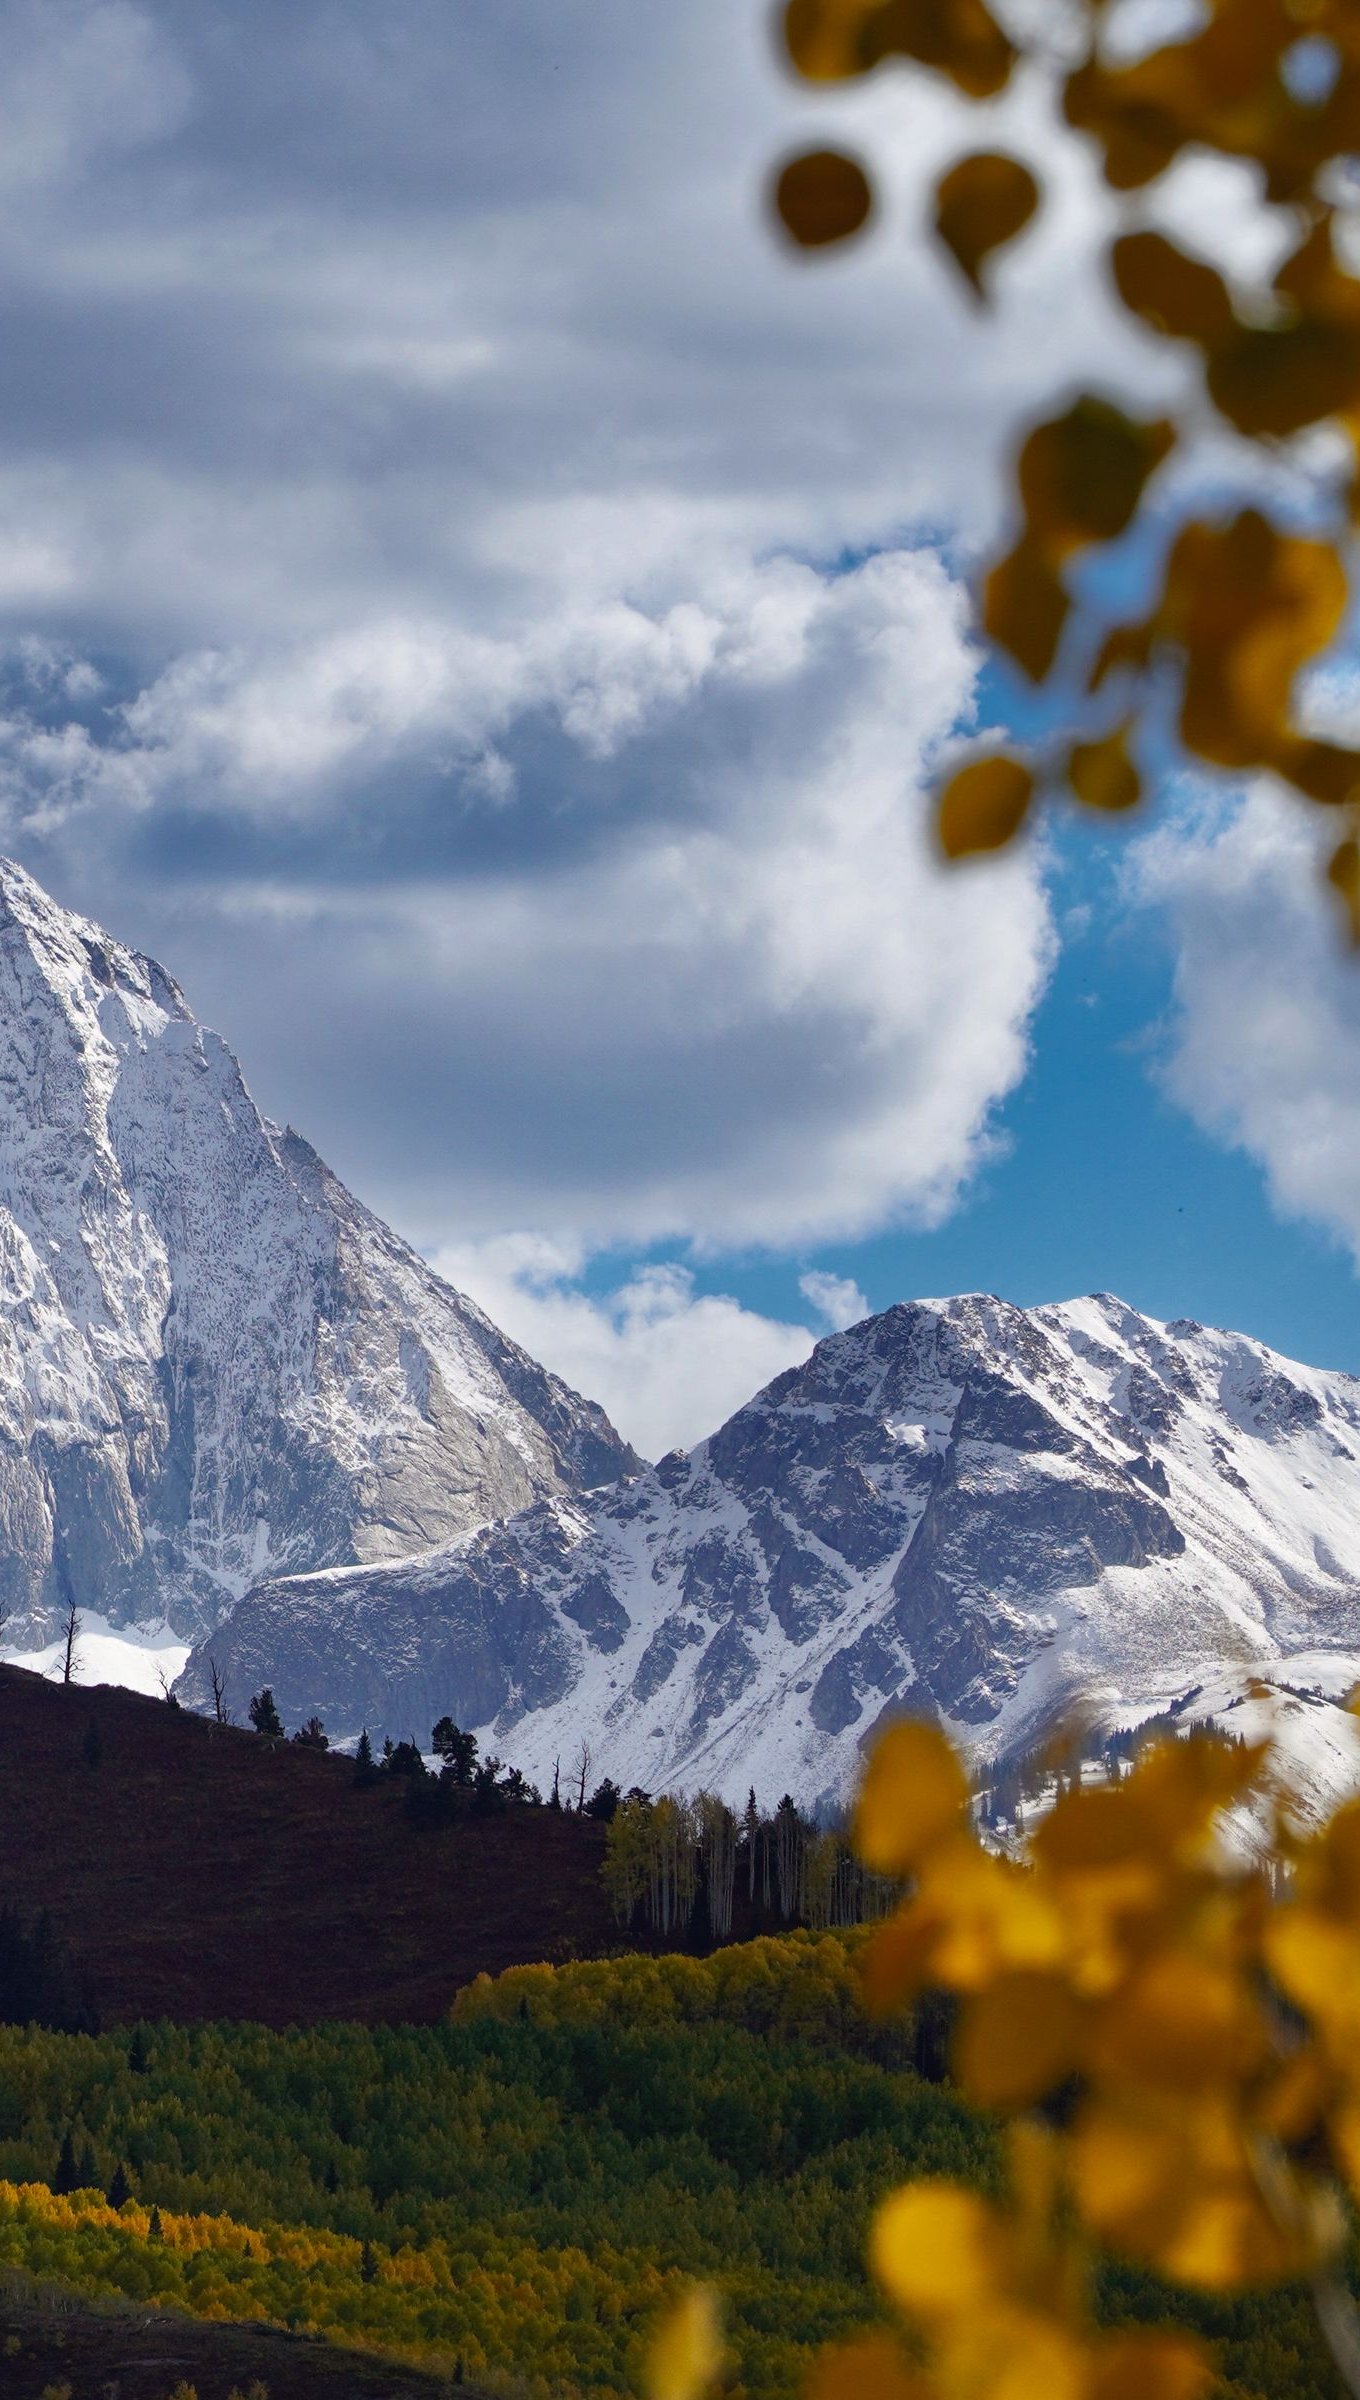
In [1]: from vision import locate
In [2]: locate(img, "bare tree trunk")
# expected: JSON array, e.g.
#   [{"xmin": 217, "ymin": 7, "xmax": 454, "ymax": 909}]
[
  {"xmin": 209, "ymin": 1658, "xmax": 230, "ymax": 1725},
  {"xmin": 573, "ymin": 1740, "xmax": 592, "ymax": 1812},
  {"xmin": 61, "ymin": 1600, "xmax": 80, "ymax": 1688}
]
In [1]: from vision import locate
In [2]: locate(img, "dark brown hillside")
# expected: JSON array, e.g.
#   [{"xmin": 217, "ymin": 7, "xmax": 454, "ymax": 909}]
[{"xmin": 0, "ymin": 1665, "xmax": 617, "ymax": 2026}]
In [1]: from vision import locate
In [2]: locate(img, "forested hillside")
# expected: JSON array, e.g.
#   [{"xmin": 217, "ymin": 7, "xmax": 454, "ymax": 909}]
[
  {"xmin": 0, "ymin": 1935, "xmax": 1342, "ymax": 2400},
  {"xmin": 0, "ymin": 1665, "xmax": 621, "ymax": 2022}
]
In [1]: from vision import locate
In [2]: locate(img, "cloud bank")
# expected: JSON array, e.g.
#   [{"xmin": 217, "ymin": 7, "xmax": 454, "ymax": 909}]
[
  {"xmin": 0, "ymin": 0, "xmax": 1152, "ymax": 1436},
  {"xmin": 1135, "ymin": 788, "xmax": 1360, "ymax": 1268}
]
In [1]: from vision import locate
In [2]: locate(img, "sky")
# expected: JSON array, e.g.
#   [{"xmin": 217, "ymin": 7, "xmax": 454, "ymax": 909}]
[{"xmin": 0, "ymin": 0, "xmax": 1358, "ymax": 1459}]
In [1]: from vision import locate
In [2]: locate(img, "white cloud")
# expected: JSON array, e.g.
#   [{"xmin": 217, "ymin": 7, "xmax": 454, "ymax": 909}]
[
  {"xmin": 6, "ymin": 543, "xmax": 1054, "ymax": 1255},
  {"xmin": 0, "ymin": 0, "xmax": 1096, "ymax": 1285},
  {"xmin": 1132, "ymin": 787, "xmax": 1360, "ymax": 1264},
  {"xmin": 432, "ymin": 1235, "xmax": 816, "ymax": 1459},
  {"xmin": 798, "ymin": 1269, "xmax": 869, "ymax": 1331}
]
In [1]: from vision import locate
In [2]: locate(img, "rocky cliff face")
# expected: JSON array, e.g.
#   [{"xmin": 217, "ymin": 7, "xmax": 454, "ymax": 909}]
[
  {"xmin": 0, "ymin": 859, "xmax": 636, "ymax": 1641},
  {"xmin": 180, "ymin": 1292, "xmax": 1360, "ymax": 1804}
]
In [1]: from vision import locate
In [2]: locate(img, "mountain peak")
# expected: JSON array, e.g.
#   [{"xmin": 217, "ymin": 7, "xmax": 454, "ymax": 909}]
[
  {"xmin": 185, "ymin": 1289, "xmax": 1360, "ymax": 1807},
  {"xmin": 0, "ymin": 860, "xmax": 637, "ymax": 1643}
]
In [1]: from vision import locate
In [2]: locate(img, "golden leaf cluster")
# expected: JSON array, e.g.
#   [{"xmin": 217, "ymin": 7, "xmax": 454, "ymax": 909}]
[
  {"xmin": 797, "ymin": 1713, "xmax": 1360, "ymax": 2400},
  {"xmin": 770, "ymin": 0, "xmax": 1360, "ymax": 934}
]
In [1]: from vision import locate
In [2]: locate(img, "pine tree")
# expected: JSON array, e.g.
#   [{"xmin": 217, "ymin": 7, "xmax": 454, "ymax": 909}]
[
  {"xmin": 432, "ymin": 1719, "xmax": 478, "ymax": 1784},
  {"xmin": 353, "ymin": 1729, "xmax": 377, "ymax": 1787},
  {"xmin": 386, "ymin": 1739, "xmax": 426, "ymax": 1779},
  {"xmin": 744, "ymin": 1786, "xmax": 760, "ymax": 1904},
  {"xmin": 52, "ymin": 2129, "xmax": 78, "ymax": 2195},
  {"xmin": 106, "ymin": 2161, "xmax": 132, "ymax": 2209},
  {"xmin": 291, "ymin": 1716, "xmax": 329, "ymax": 1750},
  {"xmin": 128, "ymin": 2024, "xmax": 150, "ymax": 2075},
  {"xmin": 248, "ymin": 1689, "xmax": 283, "ymax": 1738},
  {"xmin": 361, "ymin": 2238, "xmax": 377, "ymax": 2284},
  {"xmin": 148, "ymin": 2205, "xmax": 163, "ymax": 2241}
]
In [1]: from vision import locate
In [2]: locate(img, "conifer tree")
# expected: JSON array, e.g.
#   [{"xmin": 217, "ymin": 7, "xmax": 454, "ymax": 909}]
[
  {"xmin": 353, "ymin": 1728, "xmax": 377, "ymax": 1787},
  {"xmin": 106, "ymin": 2162, "xmax": 131, "ymax": 2209},
  {"xmin": 432, "ymin": 1719, "xmax": 478, "ymax": 1784},
  {"xmin": 248, "ymin": 1689, "xmax": 283, "ymax": 1738},
  {"xmin": 52, "ymin": 2129, "xmax": 78, "ymax": 2195}
]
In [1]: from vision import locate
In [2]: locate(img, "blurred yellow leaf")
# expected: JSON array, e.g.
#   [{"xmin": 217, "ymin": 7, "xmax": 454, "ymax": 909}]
[
  {"xmin": 1329, "ymin": 837, "xmax": 1360, "ymax": 941},
  {"xmin": 876, "ymin": 0, "xmax": 1015, "ymax": 100},
  {"xmin": 1071, "ymin": 2093, "xmax": 1308, "ymax": 2287},
  {"xmin": 1089, "ymin": 1954, "xmax": 1263, "ymax": 2092},
  {"xmin": 1088, "ymin": 2330, "xmax": 1213, "ymax": 2400},
  {"xmin": 984, "ymin": 537, "xmax": 1069, "ymax": 682},
  {"xmin": 861, "ymin": 1903, "xmax": 942, "ymax": 2014},
  {"xmin": 1069, "ymin": 726, "xmax": 1140, "ymax": 813},
  {"xmin": 1124, "ymin": 1729, "xmax": 1269, "ymax": 1850},
  {"xmin": 1163, "ymin": 512, "xmax": 1346, "ymax": 767},
  {"xmin": 958, "ymin": 2311, "xmax": 1088, "ymax": 2400},
  {"xmin": 646, "ymin": 2286, "xmax": 725, "ymax": 2400},
  {"xmin": 933, "ymin": 151, "xmax": 1038, "ymax": 298},
  {"xmin": 1110, "ymin": 231, "xmax": 1235, "ymax": 346},
  {"xmin": 919, "ymin": 1839, "xmax": 1069, "ymax": 1988},
  {"xmin": 807, "ymin": 2331, "xmax": 933, "ymax": 2400},
  {"xmin": 854, "ymin": 1718, "xmax": 969, "ymax": 1873},
  {"xmin": 772, "ymin": 149, "xmax": 873, "ymax": 247},
  {"xmin": 1267, "ymin": 1908, "xmax": 1360, "ymax": 2045},
  {"xmin": 1062, "ymin": 60, "xmax": 1184, "ymax": 190},
  {"xmin": 1208, "ymin": 317, "xmax": 1360, "ymax": 439},
  {"xmin": 936, "ymin": 754, "xmax": 1034, "ymax": 856},
  {"xmin": 782, "ymin": 0, "xmax": 878, "ymax": 81},
  {"xmin": 1274, "ymin": 213, "xmax": 1360, "ymax": 325},
  {"xmin": 1018, "ymin": 399, "xmax": 1175, "ymax": 560},
  {"xmin": 1271, "ymin": 738, "xmax": 1360, "ymax": 807},
  {"xmin": 1088, "ymin": 620, "xmax": 1154, "ymax": 691},
  {"xmin": 870, "ymin": 2182, "xmax": 1001, "ymax": 2322},
  {"xmin": 953, "ymin": 1972, "xmax": 1085, "ymax": 2108}
]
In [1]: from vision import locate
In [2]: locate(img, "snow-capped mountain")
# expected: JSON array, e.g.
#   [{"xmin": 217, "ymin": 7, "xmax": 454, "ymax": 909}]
[
  {"xmin": 0, "ymin": 859, "xmax": 636, "ymax": 1641},
  {"xmin": 179, "ymin": 1291, "xmax": 1360, "ymax": 1807}
]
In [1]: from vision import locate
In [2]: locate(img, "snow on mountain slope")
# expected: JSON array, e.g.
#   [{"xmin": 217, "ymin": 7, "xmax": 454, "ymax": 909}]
[
  {"xmin": 0, "ymin": 858, "xmax": 637, "ymax": 1641},
  {"xmin": 180, "ymin": 1292, "xmax": 1360, "ymax": 1808}
]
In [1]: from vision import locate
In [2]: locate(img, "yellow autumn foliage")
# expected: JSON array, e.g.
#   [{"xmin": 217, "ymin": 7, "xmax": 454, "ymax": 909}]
[
  {"xmin": 806, "ymin": 1713, "xmax": 1360, "ymax": 2400},
  {"xmin": 768, "ymin": 0, "xmax": 1360, "ymax": 935}
]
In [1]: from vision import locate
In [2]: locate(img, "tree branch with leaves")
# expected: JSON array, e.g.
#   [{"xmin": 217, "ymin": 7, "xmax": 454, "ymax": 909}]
[{"xmin": 770, "ymin": 0, "xmax": 1360, "ymax": 934}]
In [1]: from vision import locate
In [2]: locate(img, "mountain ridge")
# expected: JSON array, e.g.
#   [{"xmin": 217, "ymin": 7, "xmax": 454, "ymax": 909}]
[{"xmin": 180, "ymin": 1288, "xmax": 1360, "ymax": 1806}]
